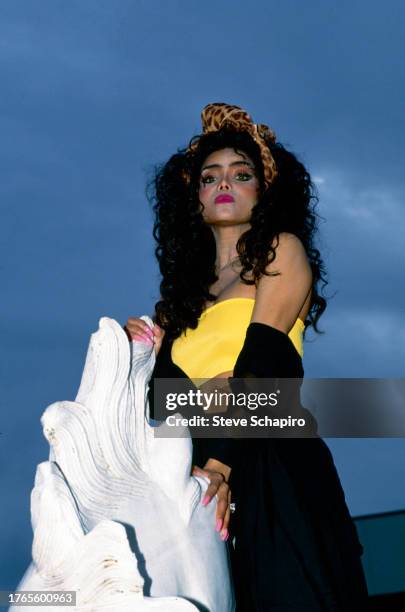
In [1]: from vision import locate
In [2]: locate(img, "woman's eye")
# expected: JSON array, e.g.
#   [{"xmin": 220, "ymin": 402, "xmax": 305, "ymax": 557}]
[
  {"xmin": 235, "ymin": 172, "xmax": 253, "ymax": 181},
  {"xmin": 200, "ymin": 171, "xmax": 253, "ymax": 184},
  {"xmin": 201, "ymin": 175, "xmax": 216, "ymax": 184}
]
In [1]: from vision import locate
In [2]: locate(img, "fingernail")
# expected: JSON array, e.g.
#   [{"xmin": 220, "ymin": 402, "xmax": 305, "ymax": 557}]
[
  {"xmin": 202, "ymin": 495, "xmax": 210, "ymax": 506},
  {"xmin": 216, "ymin": 519, "xmax": 223, "ymax": 532},
  {"xmin": 144, "ymin": 327, "xmax": 154, "ymax": 338},
  {"xmin": 132, "ymin": 334, "xmax": 153, "ymax": 346},
  {"xmin": 220, "ymin": 528, "xmax": 228, "ymax": 541},
  {"xmin": 140, "ymin": 334, "xmax": 153, "ymax": 345}
]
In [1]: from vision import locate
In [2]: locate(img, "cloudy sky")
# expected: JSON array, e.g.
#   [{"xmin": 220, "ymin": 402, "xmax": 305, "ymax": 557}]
[{"xmin": 1, "ymin": 0, "xmax": 404, "ymax": 592}]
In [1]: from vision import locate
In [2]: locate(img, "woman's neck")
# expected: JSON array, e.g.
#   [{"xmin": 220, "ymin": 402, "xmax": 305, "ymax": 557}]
[{"xmin": 211, "ymin": 224, "xmax": 250, "ymax": 273}]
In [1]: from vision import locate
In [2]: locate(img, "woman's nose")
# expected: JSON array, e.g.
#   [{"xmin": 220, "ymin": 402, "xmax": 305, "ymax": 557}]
[{"xmin": 218, "ymin": 175, "xmax": 231, "ymax": 190}]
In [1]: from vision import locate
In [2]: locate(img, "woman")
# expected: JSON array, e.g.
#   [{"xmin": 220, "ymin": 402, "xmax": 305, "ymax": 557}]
[{"xmin": 126, "ymin": 103, "xmax": 369, "ymax": 611}]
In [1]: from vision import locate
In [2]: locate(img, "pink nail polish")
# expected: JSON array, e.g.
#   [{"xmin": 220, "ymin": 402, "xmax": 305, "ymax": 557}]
[
  {"xmin": 202, "ymin": 495, "xmax": 210, "ymax": 506},
  {"xmin": 144, "ymin": 327, "xmax": 154, "ymax": 338},
  {"xmin": 216, "ymin": 519, "xmax": 223, "ymax": 532},
  {"xmin": 141, "ymin": 334, "xmax": 153, "ymax": 345}
]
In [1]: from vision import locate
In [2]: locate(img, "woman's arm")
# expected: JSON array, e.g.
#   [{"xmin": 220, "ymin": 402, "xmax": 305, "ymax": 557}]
[
  {"xmin": 200, "ymin": 233, "xmax": 313, "ymax": 504},
  {"xmin": 203, "ymin": 231, "xmax": 312, "ymax": 440},
  {"xmin": 251, "ymin": 232, "xmax": 312, "ymax": 333}
]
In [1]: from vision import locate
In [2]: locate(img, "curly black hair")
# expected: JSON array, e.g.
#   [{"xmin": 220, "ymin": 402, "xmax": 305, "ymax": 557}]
[{"xmin": 149, "ymin": 128, "xmax": 327, "ymax": 340}]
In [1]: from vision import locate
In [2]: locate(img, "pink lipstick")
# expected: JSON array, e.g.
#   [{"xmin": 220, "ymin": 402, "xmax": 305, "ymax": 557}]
[{"xmin": 215, "ymin": 194, "xmax": 235, "ymax": 204}]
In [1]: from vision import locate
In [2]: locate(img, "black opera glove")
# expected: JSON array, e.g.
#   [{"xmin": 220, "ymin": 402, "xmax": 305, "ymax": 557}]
[{"xmin": 226, "ymin": 322, "xmax": 318, "ymax": 437}]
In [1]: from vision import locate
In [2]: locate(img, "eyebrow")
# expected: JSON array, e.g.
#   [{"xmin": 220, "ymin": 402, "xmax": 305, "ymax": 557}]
[{"xmin": 201, "ymin": 160, "xmax": 255, "ymax": 171}]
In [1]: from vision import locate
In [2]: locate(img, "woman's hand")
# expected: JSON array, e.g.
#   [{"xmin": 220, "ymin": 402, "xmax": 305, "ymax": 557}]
[
  {"xmin": 192, "ymin": 459, "xmax": 232, "ymax": 542},
  {"xmin": 124, "ymin": 317, "xmax": 165, "ymax": 356}
]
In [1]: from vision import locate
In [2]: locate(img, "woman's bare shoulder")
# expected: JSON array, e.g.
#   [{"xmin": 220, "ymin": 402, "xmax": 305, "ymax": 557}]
[{"xmin": 251, "ymin": 233, "xmax": 312, "ymax": 332}]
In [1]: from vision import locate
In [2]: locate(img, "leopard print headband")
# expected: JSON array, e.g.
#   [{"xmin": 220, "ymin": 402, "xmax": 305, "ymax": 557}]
[{"xmin": 185, "ymin": 102, "xmax": 278, "ymax": 188}]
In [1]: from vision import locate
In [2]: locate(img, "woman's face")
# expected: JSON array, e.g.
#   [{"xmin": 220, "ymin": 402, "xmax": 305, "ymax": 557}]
[{"xmin": 198, "ymin": 148, "xmax": 260, "ymax": 226}]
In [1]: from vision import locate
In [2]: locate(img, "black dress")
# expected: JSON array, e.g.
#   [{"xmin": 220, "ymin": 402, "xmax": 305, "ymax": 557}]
[{"xmin": 149, "ymin": 323, "xmax": 369, "ymax": 611}]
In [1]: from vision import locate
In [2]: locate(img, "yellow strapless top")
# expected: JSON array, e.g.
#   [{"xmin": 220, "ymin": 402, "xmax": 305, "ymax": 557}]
[{"xmin": 171, "ymin": 297, "xmax": 305, "ymax": 381}]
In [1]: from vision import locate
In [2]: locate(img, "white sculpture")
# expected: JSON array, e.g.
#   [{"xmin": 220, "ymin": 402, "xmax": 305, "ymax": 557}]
[{"xmin": 12, "ymin": 317, "xmax": 234, "ymax": 611}]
